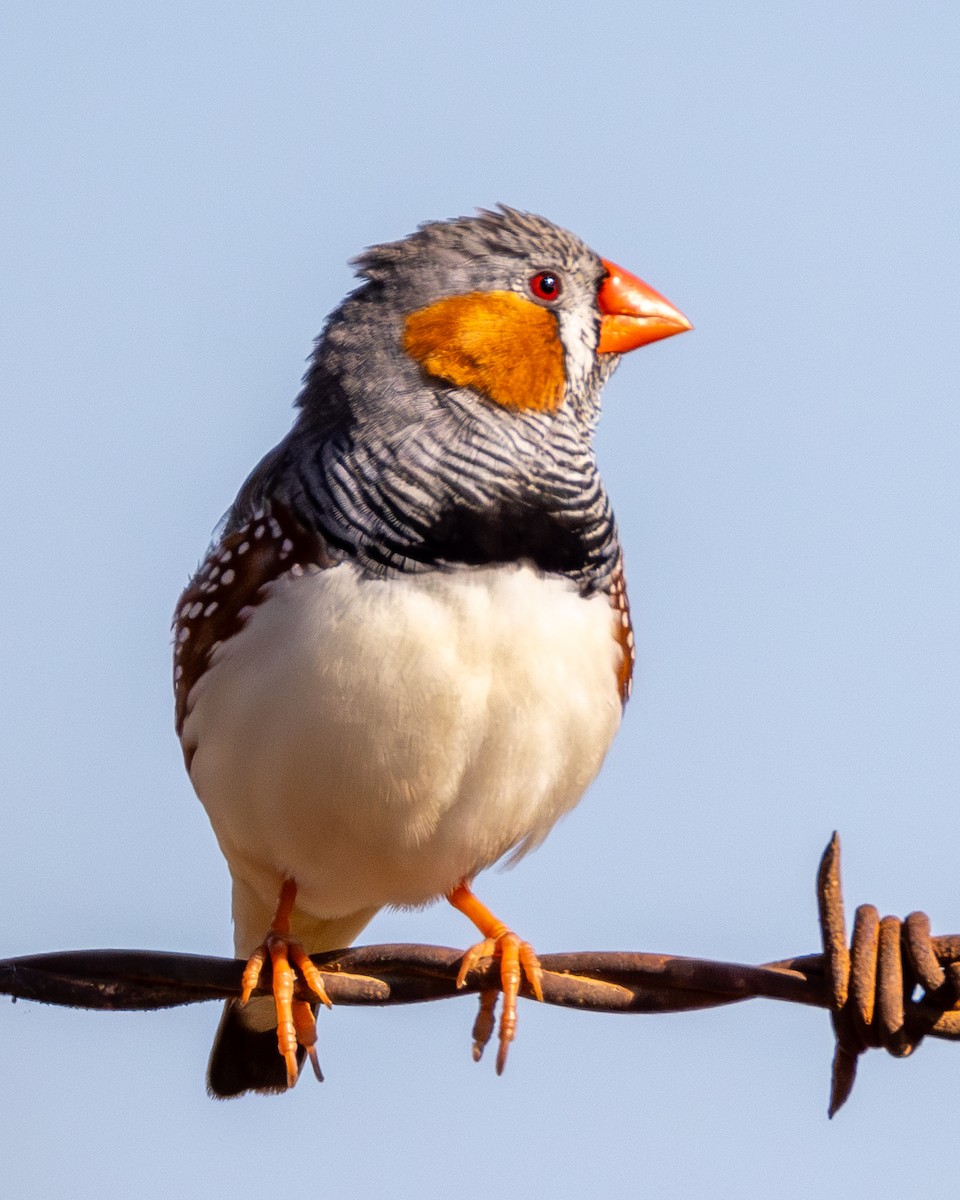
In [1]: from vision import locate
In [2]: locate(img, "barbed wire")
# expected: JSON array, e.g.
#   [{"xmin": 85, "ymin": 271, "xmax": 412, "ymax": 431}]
[{"xmin": 2, "ymin": 834, "xmax": 958, "ymax": 1114}]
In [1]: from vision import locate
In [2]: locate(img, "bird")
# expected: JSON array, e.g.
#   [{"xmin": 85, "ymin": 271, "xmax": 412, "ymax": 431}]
[{"xmin": 173, "ymin": 205, "xmax": 690, "ymax": 1097}]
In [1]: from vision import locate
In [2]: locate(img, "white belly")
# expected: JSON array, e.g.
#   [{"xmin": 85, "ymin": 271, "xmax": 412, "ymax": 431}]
[{"xmin": 183, "ymin": 562, "xmax": 622, "ymax": 938}]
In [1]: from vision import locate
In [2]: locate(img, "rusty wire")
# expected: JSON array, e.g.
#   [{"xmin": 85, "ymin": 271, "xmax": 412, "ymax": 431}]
[
  {"xmin": 2, "ymin": 834, "xmax": 958, "ymax": 1114},
  {"xmin": 816, "ymin": 834, "xmax": 960, "ymax": 1114}
]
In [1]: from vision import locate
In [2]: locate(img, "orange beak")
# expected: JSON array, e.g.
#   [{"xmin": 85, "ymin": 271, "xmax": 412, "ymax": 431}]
[{"xmin": 597, "ymin": 258, "xmax": 692, "ymax": 354}]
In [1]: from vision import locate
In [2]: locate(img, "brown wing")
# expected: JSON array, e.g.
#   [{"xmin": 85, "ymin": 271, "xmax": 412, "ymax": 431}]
[
  {"xmin": 173, "ymin": 503, "xmax": 336, "ymax": 742},
  {"xmin": 609, "ymin": 557, "xmax": 634, "ymax": 706}
]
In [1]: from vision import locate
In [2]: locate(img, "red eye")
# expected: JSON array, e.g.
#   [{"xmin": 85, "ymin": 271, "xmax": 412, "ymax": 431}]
[{"xmin": 528, "ymin": 271, "xmax": 562, "ymax": 302}]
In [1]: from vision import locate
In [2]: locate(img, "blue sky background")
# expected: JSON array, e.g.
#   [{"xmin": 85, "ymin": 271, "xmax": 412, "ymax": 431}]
[{"xmin": 2, "ymin": 3, "xmax": 958, "ymax": 1196}]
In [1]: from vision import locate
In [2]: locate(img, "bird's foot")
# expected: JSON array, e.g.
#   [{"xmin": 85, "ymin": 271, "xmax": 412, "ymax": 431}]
[
  {"xmin": 239, "ymin": 878, "xmax": 332, "ymax": 1088},
  {"xmin": 448, "ymin": 883, "xmax": 544, "ymax": 1074}
]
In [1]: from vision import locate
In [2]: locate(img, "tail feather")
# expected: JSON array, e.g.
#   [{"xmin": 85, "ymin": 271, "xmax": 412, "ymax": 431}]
[{"xmin": 207, "ymin": 999, "xmax": 314, "ymax": 1098}]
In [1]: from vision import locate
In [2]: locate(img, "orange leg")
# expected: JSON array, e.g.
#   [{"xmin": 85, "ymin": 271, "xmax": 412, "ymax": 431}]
[
  {"xmin": 239, "ymin": 878, "xmax": 331, "ymax": 1087},
  {"xmin": 447, "ymin": 882, "xmax": 544, "ymax": 1074}
]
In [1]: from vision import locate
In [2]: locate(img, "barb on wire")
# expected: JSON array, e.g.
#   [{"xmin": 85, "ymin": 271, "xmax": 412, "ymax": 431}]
[
  {"xmin": 816, "ymin": 833, "xmax": 960, "ymax": 1115},
  {"xmin": 1, "ymin": 834, "xmax": 958, "ymax": 1115}
]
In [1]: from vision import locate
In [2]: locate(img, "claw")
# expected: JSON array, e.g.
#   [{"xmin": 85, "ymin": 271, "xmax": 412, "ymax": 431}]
[
  {"xmin": 447, "ymin": 882, "xmax": 544, "ymax": 1073},
  {"xmin": 239, "ymin": 878, "xmax": 331, "ymax": 1087},
  {"xmin": 293, "ymin": 1000, "xmax": 324, "ymax": 1083},
  {"xmin": 471, "ymin": 987, "xmax": 499, "ymax": 1063},
  {"xmin": 456, "ymin": 938, "xmax": 497, "ymax": 989},
  {"xmin": 239, "ymin": 944, "xmax": 268, "ymax": 1007}
]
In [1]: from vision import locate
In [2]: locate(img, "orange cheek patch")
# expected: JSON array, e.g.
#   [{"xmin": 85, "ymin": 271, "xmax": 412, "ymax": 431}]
[{"xmin": 403, "ymin": 291, "xmax": 566, "ymax": 413}]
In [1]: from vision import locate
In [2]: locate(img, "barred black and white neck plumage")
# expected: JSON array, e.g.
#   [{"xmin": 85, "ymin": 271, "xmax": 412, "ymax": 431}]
[
  {"xmin": 229, "ymin": 208, "xmax": 623, "ymax": 595},
  {"xmin": 174, "ymin": 205, "xmax": 690, "ymax": 1096}
]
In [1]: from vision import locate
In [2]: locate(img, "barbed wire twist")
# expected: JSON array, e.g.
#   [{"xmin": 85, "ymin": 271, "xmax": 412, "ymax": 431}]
[{"xmin": 2, "ymin": 834, "xmax": 957, "ymax": 1114}]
